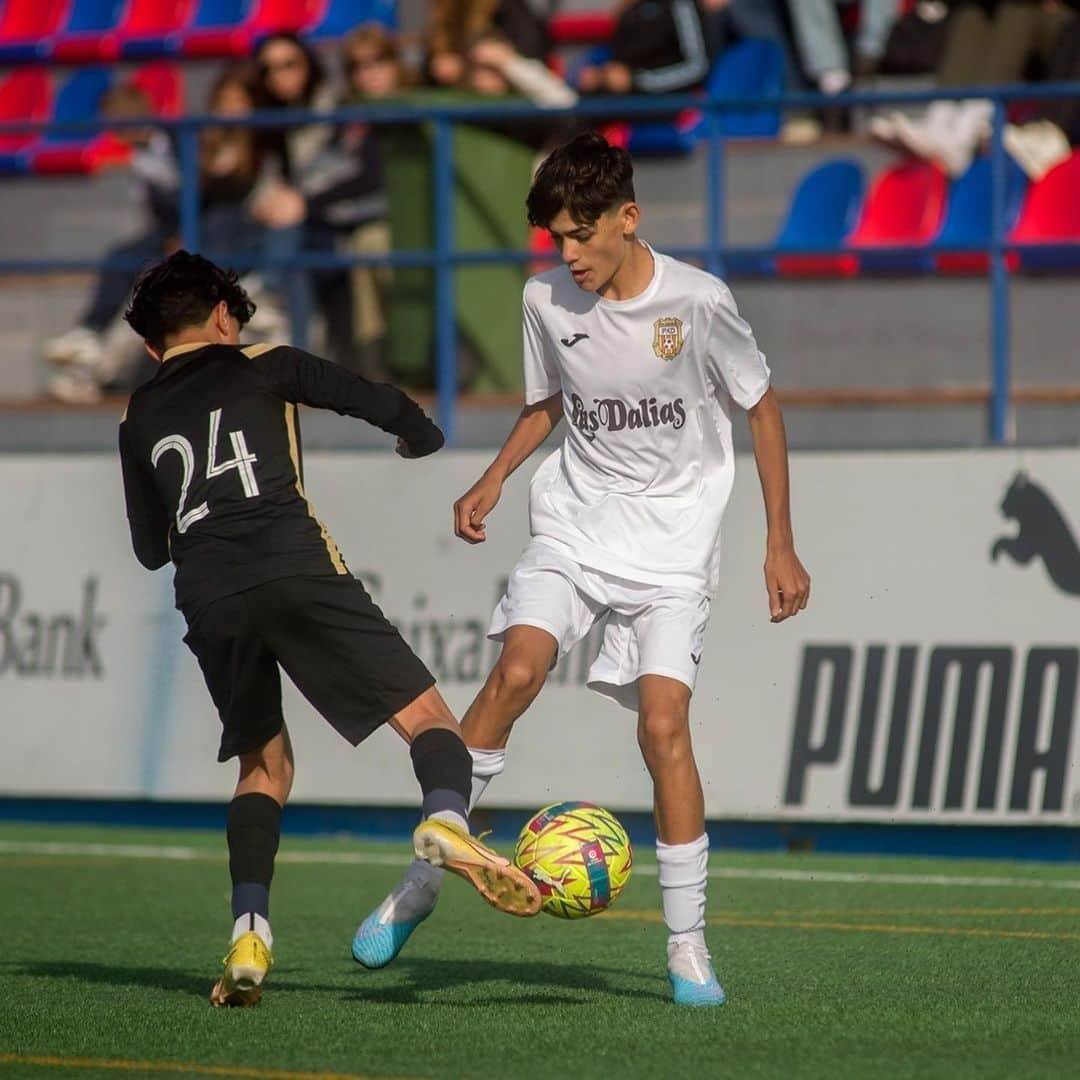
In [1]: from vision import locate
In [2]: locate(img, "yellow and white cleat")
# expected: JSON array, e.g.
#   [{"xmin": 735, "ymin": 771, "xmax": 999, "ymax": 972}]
[
  {"xmin": 413, "ymin": 819, "xmax": 541, "ymax": 917},
  {"xmin": 210, "ymin": 931, "xmax": 274, "ymax": 1008}
]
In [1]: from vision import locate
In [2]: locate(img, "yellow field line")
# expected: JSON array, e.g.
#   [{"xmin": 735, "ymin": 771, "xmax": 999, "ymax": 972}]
[
  {"xmin": 602, "ymin": 909, "xmax": 1080, "ymax": 942},
  {"xmin": 0, "ymin": 1054, "xmax": 409, "ymax": 1080}
]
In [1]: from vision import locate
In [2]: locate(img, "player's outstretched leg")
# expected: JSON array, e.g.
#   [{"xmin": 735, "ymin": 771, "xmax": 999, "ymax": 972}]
[
  {"xmin": 638, "ymin": 676, "xmax": 726, "ymax": 1007},
  {"xmin": 353, "ymin": 689, "xmax": 538, "ymax": 968},
  {"xmin": 211, "ymin": 729, "xmax": 292, "ymax": 1007},
  {"xmin": 354, "ymin": 644, "xmax": 549, "ymax": 967},
  {"xmin": 351, "ymin": 744, "xmax": 512, "ymax": 967}
]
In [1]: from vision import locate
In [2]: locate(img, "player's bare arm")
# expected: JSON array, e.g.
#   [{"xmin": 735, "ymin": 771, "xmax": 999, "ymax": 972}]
[
  {"xmin": 746, "ymin": 387, "xmax": 810, "ymax": 623},
  {"xmin": 453, "ymin": 392, "xmax": 563, "ymax": 543}
]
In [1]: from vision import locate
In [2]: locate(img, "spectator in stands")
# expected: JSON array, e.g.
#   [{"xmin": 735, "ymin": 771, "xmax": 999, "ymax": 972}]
[
  {"xmin": 252, "ymin": 31, "xmax": 385, "ymax": 372},
  {"xmin": 337, "ymin": 23, "xmax": 416, "ymax": 377},
  {"xmin": 577, "ymin": 0, "xmax": 712, "ymax": 96},
  {"xmin": 42, "ymin": 81, "xmax": 175, "ymax": 402},
  {"xmin": 465, "ymin": 30, "xmax": 577, "ymax": 106},
  {"xmin": 1005, "ymin": 12, "xmax": 1080, "ymax": 178},
  {"xmin": 43, "ymin": 66, "xmax": 288, "ymax": 403},
  {"xmin": 785, "ymin": 1, "xmax": 904, "ymax": 88},
  {"xmin": 870, "ymin": 0, "xmax": 1079, "ymax": 177},
  {"xmin": 423, "ymin": 0, "xmax": 550, "ymax": 87}
]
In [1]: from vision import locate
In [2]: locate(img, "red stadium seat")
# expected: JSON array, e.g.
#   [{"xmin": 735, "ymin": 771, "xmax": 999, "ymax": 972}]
[
  {"xmin": 0, "ymin": 0, "xmax": 69, "ymax": 62},
  {"xmin": 119, "ymin": 0, "xmax": 199, "ymax": 58},
  {"xmin": 1007, "ymin": 152, "xmax": 1080, "ymax": 270},
  {"xmin": 0, "ymin": 68, "xmax": 52, "ymax": 173},
  {"xmin": 131, "ymin": 62, "xmax": 185, "ymax": 117},
  {"xmin": 548, "ymin": 10, "xmax": 617, "ymax": 44},
  {"xmin": 804, "ymin": 160, "xmax": 948, "ymax": 276},
  {"xmin": 181, "ymin": 0, "xmax": 324, "ymax": 57}
]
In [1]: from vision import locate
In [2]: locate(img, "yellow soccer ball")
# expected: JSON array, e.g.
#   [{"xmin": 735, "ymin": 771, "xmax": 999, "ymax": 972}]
[{"xmin": 513, "ymin": 801, "xmax": 633, "ymax": 919}]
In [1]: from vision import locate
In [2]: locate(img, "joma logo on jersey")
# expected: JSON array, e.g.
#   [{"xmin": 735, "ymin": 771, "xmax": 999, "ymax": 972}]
[
  {"xmin": 652, "ymin": 316, "xmax": 684, "ymax": 361},
  {"xmin": 570, "ymin": 394, "xmax": 687, "ymax": 442}
]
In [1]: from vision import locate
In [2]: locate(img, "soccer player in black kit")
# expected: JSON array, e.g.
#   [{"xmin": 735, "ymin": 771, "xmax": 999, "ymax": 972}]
[{"xmin": 119, "ymin": 252, "xmax": 540, "ymax": 1008}]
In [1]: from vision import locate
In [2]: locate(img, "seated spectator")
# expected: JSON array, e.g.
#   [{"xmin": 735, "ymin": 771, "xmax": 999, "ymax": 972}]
[
  {"xmin": 423, "ymin": 0, "xmax": 550, "ymax": 87},
  {"xmin": 785, "ymin": 1, "xmax": 903, "ymax": 90},
  {"xmin": 337, "ymin": 23, "xmax": 417, "ymax": 376},
  {"xmin": 870, "ymin": 0, "xmax": 1079, "ymax": 177},
  {"xmin": 43, "ymin": 66, "xmax": 288, "ymax": 403},
  {"xmin": 578, "ymin": 0, "xmax": 712, "ymax": 95},
  {"xmin": 253, "ymin": 32, "xmax": 381, "ymax": 371},
  {"xmin": 461, "ymin": 29, "xmax": 579, "ymax": 148}
]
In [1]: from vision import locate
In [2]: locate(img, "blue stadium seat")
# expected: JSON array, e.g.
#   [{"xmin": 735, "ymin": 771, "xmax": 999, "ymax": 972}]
[
  {"xmin": 933, "ymin": 156, "xmax": 1028, "ymax": 273},
  {"xmin": 772, "ymin": 159, "xmax": 866, "ymax": 276},
  {"xmin": 708, "ymin": 39, "xmax": 784, "ymax": 138},
  {"xmin": 628, "ymin": 39, "xmax": 786, "ymax": 157},
  {"xmin": 51, "ymin": 0, "xmax": 128, "ymax": 62},
  {"xmin": 30, "ymin": 67, "xmax": 132, "ymax": 174},
  {"xmin": 305, "ymin": 0, "xmax": 396, "ymax": 40},
  {"xmin": 179, "ymin": 0, "xmax": 251, "ymax": 56}
]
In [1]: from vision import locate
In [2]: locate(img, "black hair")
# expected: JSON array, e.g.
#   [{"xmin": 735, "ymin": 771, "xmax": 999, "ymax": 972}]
[
  {"xmin": 124, "ymin": 251, "xmax": 255, "ymax": 355},
  {"xmin": 254, "ymin": 32, "xmax": 327, "ymax": 107},
  {"xmin": 526, "ymin": 131, "xmax": 636, "ymax": 229}
]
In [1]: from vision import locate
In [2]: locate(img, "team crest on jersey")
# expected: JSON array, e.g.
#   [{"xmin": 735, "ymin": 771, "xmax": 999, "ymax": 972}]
[{"xmin": 652, "ymin": 316, "xmax": 684, "ymax": 361}]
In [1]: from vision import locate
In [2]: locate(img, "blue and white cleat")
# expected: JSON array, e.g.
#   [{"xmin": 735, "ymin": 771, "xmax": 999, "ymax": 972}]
[
  {"xmin": 667, "ymin": 938, "xmax": 727, "ymax": 1007},
  {"xmin": 352, "ymin": 875, "xmax": 438, "ymax": 969}
]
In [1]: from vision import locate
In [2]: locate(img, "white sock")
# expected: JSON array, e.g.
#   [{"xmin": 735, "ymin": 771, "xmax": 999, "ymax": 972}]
[
  {"xmin": 406, "ymin": 751, "xmax": 505, "ymax": 891},
  {"xmin": 232, "ymin": 912, "xmax": 272, "ymax": 949},
  {"xmin": 656, "ymin": 833, "xmax": 709, "ymax": 946},
  {"xmin": 467, "ymin": 746, "xmax": 506, "ymax": 812}
]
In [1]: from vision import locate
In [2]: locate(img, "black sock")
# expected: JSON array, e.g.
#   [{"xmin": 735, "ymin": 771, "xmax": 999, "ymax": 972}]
[
  {"xmin": 227, "ymin": 792, "xmax": 282, "ymax": 920},
  {"xmin": 410, "ymin": 728, "xmax": 471, "ymax": 823}
]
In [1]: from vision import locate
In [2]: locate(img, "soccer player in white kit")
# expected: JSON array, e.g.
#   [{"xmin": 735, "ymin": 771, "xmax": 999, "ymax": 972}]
[{"xmin": 353, "ymin": 132, "xmax": 811, "ymax": 1005}]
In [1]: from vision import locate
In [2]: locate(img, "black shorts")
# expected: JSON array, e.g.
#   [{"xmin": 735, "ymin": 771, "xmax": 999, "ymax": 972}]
[{"xmin": 183, "ymin": 575, "xmax": 436, "ymax": 762}]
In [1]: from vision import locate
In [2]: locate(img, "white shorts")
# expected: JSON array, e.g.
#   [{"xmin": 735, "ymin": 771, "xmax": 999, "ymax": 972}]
[{"xmin": 487, "ymin": 540, "xmax": 711, "ymax": 712}]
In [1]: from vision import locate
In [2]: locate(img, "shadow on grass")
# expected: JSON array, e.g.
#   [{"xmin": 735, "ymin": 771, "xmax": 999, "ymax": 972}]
[
  {"xmin": 0, "ymin": 961, "xmax": 332, "ymax": 999},
  {"xmin": 344, "ymin": 956, "xmax": 669, "ymax": 1006},
  {"xmin": 1, "ymin": 957, "xmax": 669, "ymax": 1007}
]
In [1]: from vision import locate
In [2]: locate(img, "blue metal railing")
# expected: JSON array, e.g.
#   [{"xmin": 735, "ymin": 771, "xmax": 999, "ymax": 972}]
[{"xmin": 2, "ymin": 82, "xmax": 1079, "ymax": 445}]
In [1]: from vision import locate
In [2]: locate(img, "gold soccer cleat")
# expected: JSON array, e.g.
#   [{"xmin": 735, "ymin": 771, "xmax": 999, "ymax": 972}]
[
  {"xmin": 413, "ymin": 819, "xmax": 541, "ymax": 917},
  {"xmin": 209, "ymin": 931, "xmax": 274, "ymax": 1008}
]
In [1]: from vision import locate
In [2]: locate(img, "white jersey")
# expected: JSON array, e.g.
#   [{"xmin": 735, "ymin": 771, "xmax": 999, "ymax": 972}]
[{"xmin": 522, "ymin": 243, "xmax": 770, "ymax": 595}]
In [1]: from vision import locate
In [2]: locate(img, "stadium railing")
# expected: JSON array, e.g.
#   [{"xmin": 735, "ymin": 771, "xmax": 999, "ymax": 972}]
[{"xmin": 1, "ymin": 83, "xmax": 1079, "ymax": 445}]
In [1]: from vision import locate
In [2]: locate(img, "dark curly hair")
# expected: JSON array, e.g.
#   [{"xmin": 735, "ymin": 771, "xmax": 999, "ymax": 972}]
[
  {"xmin": 124, "ymin": 251, "xmax": 256, "ymax": 355},
  {"xmin": 526, "ymin": 132, "xmax": 636, "ymax": 229}
]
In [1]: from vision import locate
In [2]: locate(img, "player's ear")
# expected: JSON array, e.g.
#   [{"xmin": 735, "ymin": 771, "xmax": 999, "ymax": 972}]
[
  {"xmin": 621, "ymin": 201, "xmax": 640, "ymax": 236},
  {"xmin": 214, "ymin": 300, "xmax": 232, "ymax": 336}
]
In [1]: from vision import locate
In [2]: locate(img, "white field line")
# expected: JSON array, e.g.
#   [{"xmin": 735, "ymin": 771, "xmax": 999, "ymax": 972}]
[{"xmin": 2, "ymin": 839, "xmax": 1080, "ymax": 891}]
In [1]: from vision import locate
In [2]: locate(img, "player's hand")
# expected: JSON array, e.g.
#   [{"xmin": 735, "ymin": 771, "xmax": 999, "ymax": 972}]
[
  {"xmin": 454, "ymin": 474, "xmax": 503, "ymax": 544},
  {"xmin": 764, "ymin": 544, "xmax": 810, "ymax": 623},
  {"xmin": 395, "ymin": 437, "xmax": 416, "ymax": 459}
]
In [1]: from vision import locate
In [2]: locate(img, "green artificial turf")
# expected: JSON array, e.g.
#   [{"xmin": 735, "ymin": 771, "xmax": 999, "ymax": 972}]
[{"xmin": 2, "ymin": 822, "xmax": 1079, "ymax": 1080}]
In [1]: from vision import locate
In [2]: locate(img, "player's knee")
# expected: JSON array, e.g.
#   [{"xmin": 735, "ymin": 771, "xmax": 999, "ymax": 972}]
[
  {"xmin": 637, "ymin": 709, "xmax": 691, "ymax": 767},
  {"xmin": 490, "ymin": 652, "xmax": 547, "ymax": 706}
]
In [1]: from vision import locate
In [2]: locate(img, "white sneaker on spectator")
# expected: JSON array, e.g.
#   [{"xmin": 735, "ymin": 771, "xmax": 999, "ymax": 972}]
[
  {"xmin": 892, "ymin": 100, "xmax": 989, "ymax": 177},
  {"xmin": 46, "ymin": 365, "xmax": 104, "ymax": 405},
  {"xmin": 1004, "ymin": 121, "xmax": 1071, "ymax": 182},
  {"xmin": 868, "ymin": 111, "xmax": 905, "ymax": 149},
  {"xmin": 779, "ymin": 114, "xmax": 822, "ymax": 147},
  {"xmin": 241, "ymin": 275, "xmax": 292, "ymax": 344},
  {"xmin": 42, "ymin": 326, "xmax": 104, "ymax": 369}
]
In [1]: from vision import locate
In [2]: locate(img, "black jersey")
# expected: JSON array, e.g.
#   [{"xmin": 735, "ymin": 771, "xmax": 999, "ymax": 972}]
[{"xmin": 119, "ymin": 341, "xmax": 443, "ymax": 623}]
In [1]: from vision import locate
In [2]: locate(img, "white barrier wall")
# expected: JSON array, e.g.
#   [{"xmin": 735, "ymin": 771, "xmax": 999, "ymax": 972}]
[{"xmin": 2, "ymin": 447, "xmax": 1078, "ymax": 824}]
